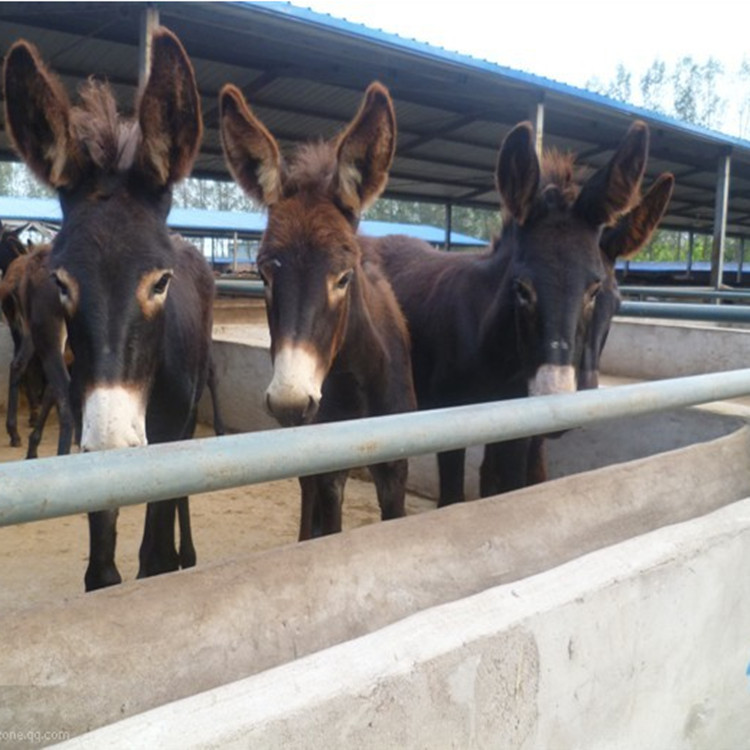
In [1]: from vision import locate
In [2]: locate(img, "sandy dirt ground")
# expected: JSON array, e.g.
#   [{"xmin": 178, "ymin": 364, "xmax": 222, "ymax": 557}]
[
  {"xmin": 0, "ymin": 301, "xmax": 435, "ymax": 616},
  {"xmin": 0, "ymin": 411, "xmax": 434, "ymax": 616}
]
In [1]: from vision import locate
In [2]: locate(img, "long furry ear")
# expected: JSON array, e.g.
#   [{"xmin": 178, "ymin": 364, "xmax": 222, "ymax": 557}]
[
  {"xmin": 334, "ymin": 82, "xmax": 396, "ymax": 216},
  {"xmin": 495, "ymin": 122, "xmax": 540, "ymax": 226},
  {"xmin": 136, "ymin": 27, "xmax": 202, "ymax": 188},
  {"xmin": 575, "ymin": 121, "xmax": 649, "ymax": 227},
  {"xmin": 600, "ymin": 173, "xmax": 675, "ymax": 263},
  {"xmin": 219, "ymin": 84, "xmax": 282, "ymax": 207},
  {"xmin": 3, "ymin": 40, "xmax": 84, "ymax": 188}
]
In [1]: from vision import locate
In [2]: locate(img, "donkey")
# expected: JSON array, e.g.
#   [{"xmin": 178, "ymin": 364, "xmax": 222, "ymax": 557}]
[
  {"xmin": 504, "ymin": 172, "xmax": 676, "ymax": 489},
  {"xmin": 0, "ymin": 242, "xmax": 72, "ymax": 458},
  {"xmin": 4, "ymin": 28, "xmax": 215, "ymax": 591},
  {"xmin": 220, "ymin": 82, "xmax": 416, "ymax": 539},
  {"xmin": 378, "ymin": 120, "xmax": 650, "ymax": 505},
  {"xmin": 0, "ymin": 224, "xmax": 44, "ymax": 443}
]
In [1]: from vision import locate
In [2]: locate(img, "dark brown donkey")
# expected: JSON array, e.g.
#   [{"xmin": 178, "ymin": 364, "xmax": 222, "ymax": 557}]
[
  {"xmin": 378, "ymin": 120, "xmax": 651, "ymax": 505},
  {"xmin": 220, "ymin": 82, "xmax": 416, "ymax": 539},
  {"xmin": 4, "ymin": 28, "xmax": 215, "ymax": 590},
  {"xmin": 0, "ymin": 242, "xmax": 73, "ymax": 458},
  {"xmin": 509, "ymin": 172, "xmax": 676, "ymax": 488}
]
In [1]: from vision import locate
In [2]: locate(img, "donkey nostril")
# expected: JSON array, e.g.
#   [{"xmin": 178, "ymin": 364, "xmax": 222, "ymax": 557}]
[{"xmin": 304, "ymin": 395, "xmax": 319, "ymax": 420}]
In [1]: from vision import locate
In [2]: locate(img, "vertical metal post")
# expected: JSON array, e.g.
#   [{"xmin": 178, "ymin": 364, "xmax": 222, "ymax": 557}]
[
  {"xmin": 710, "ymin": 150, "xmax": 731, "ymax": 289},
  {"xmin": 528, "ymin": 96, "xmax": 545, "ymax": 158},
  {"xmin": 232, "ymin": 231, "xmax": 239, "ymax": 272},
  {"xmin": 738, "ymin": 237, "xmax": 746, "ymax": 285},
  {"xmin": 138, "ymin": 5, "xmax": 160, "ymax": 88},
  {"xmin": 445, "ymin": 203, "xmax": 453, "ymax": 251},
  {"xmin": 687, "ymin": 231, "xmax": 694, "ymax": 278}
]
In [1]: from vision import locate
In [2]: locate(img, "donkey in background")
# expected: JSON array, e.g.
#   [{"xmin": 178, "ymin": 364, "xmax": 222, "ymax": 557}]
[
  {"xmin": 220, "ymin": 81, "xmax": 417, "ymax": 539},
  {"xmin": 378, "ymin": 120, "xmax": 655, "ymax": 504},
  {"xmin": 4, "ymin": 27, "xmax": 216, "ymax": 590},
  {"xmin": 0, "ymin": 223, "xmax": 46, "ymax": 445},
  {"xmin": 0, "ymin": 241, "xmax": 73, "ymax": 458}
]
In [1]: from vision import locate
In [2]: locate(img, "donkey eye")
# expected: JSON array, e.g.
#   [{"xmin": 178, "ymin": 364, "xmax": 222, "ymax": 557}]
[
  {"xmin": 51, "ymin": 272, "xmax": 70, "ymax": 299},
  {"xmin": 586, "ymin": 282, "xmax": 603, "ymax": 305},
  {"xmin": 335, "ymin": 270, "xmax": 353, "ymax": 290},
  {"xmin": 514, "ymin": 278, "xmax": 535, "ymax": 308},
  {"xmin": 152, "ymin": 271, "xmax": 173, "ymax": 296}
]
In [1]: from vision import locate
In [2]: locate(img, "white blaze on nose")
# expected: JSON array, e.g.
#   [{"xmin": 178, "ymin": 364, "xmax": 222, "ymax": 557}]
[
  {"xmin": 81, "ymin": 386, "xmax": 148, "ymax": 452},
  {"xmin": 266, "ymin": 344, "xmax": 324, "ymax": 414},
  {"xmin": 529, "ymin": 364, "xmax": 577, "ymax": 397}
]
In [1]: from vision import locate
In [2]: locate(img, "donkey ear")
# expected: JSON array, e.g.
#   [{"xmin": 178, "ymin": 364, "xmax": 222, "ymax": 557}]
[
  {"xmin": 3, "ymin": 40, "xmax": 84, "ymax": 188},
  {"xmin": 219, "ymin": 85, "xmax": 282, "ymax": 207},
  {"xmin": 600, "ymin": 173, "xmax": 674, "ymax": 262},
  {"xmin": 136, "ymin": 28, "xmax": 202, "ymax": 188},
  {"xmin": 495, "ymin": 122, "xmax": 540, "ymax": 226},
  {"xmin": 334, "ymin": 82, "xmax": 396, "ymax": 216},
  {"xmin": 576, "ymin": 121, "xmax": 649, "ymax": 227}
]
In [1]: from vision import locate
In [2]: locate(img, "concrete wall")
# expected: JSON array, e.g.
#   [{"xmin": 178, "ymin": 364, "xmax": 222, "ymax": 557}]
[
  {"xmin": 63, "ymin": 496, "xmax": 750, "ymax": 750},
  {"xmin": 600, "ymin": 318, "xmax": 750, "ymax": 380},
  {"xmin": 2, "ymin": 426, "xmax": 750, "ymax": 744}
]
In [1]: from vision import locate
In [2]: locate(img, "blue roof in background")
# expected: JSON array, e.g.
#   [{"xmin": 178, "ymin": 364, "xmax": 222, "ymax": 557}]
[{"xmin": 0, "ymin": 196, "xmax": 485, "ymax": 247}]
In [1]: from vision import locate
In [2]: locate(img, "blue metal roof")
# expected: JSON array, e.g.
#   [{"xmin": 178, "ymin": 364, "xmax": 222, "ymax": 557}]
[
  {"xmin": 253, "ymin": 2, "xmax": 750, "ymax": 152},
  {"xmin": 0, "ymin": 197, "xmax": 484, "ymax": 248}
]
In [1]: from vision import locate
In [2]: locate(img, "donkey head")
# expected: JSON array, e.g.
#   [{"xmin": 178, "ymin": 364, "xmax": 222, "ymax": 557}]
[
  {"xmin": 0, "ymin": 223, "xmax": 27, "ymax": 278},
  {"xmin": 496, "ymin": 120, "xmax": 649, "ymax": 396},
  {"xmin": 220, "ymin": 82, "xmax": 396, "ymax": 426},
  {"xmin": 579, "ymin": 172, "xmax": 675, "ymax": 389},
  {"xmin": 3, "ymin": 28, "xmax": 202, "ymax": 451}
]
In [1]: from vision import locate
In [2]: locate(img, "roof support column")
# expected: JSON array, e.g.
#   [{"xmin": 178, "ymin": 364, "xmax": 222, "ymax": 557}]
[
  {"xmin": 445, "ymin": 203, "xmax": 453, "ymax": 251},
  {"xmin": 710, "ymin": 150, "xmax": 731, "ymax": 289},
  {"xmin": 738, "ymin": 237, "xmax": 746, "ymax": 285},
  {"xmin": 528, "ymin": 95, "xmax": 545, "ymax": 158},
  {"xmin": 138, "ymin": 4, "xmax": 160, "ymax": 88}
]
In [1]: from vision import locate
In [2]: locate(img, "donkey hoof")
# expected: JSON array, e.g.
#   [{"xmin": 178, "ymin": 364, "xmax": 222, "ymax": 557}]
[
  {"xmin": 85, "ymin": 565, "xmax": 122, "ymax": 592},
  {"xmin": 9, "ymin": 435, "xmax": 21, "ymax": 448}
]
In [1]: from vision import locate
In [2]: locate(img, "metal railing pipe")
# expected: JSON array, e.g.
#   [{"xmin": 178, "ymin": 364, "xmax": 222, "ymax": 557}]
[
  {"xmin": 2, "ymin": 369, "xmax": 750, "ymax": 526},
  {"xmin": 215, "ymin": 279, "xmax": 264, "ymax": 297},
  {"xmin": 618, "ymin": 301, "xmax": 750, "ymax": 324},
  {"xmin": 620, "ymin": 286, "xmax": 750, "ymax": 302}
]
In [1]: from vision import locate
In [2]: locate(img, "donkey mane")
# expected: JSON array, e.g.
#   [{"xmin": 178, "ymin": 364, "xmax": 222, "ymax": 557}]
[
  {"xmin": 281, "ymin": 141, "xmax": 337, "ymax": 196},
  {"xmin": 540, "ymin": 149, "xmax": 585, "ymax": 202},
  {"xmin": 495, "ymin": 148, "xmax": 590, "ymax": 242},
  {"xmin": 69, "ymin": 79, "xmax": 140, "ymax": 173}
]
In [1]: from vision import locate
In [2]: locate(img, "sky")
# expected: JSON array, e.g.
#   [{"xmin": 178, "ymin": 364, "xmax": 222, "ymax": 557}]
[{"xmin": 296, "ymin": 0, "xmax": 749, "ymax": 133}]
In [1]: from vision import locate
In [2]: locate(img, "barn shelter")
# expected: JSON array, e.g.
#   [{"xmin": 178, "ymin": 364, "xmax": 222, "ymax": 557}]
[
  {"xmin": 0, "ymin": 195, "xmax": 485, "ymax": 271},
  {"xmin": 1, "ymin": 1, "xmax": 750, "ymax": 283}
]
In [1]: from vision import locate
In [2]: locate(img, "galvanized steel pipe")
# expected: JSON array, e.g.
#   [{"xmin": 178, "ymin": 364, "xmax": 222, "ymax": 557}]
[
  {"xmin": 619, "ymin": 301, "xmax": 750, "ymax": 323},
  {"xmin": 621, "ymin": 286, "xmax": 750, "ymax": 302},
  {"xmin": 2, "ymin": 369, "xmax": 750, "ymax": 526},
  {"xmin": 215, "ymin": 279, "xmax": 264, "ymax": 297}
]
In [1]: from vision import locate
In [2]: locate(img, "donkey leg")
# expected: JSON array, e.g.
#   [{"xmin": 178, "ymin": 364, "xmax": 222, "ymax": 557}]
[
  {"xmin": 138, "ymin": 499, "xmax": 180, "ymax": 579},
  {"xmin": 526, "ymin": 435, "xmax": 548, "ymax": 486},
  {"xmin": 436, "ymin": 448, "xmax": 466, "ymax": 507},
  {"xmin": 6, "ymin": 338, "xmax": 34, "ymax": 447},
  {"xmin": 85, "ymin": 509, "xmax": 122, "ymax": 591},
  {"xmin": 480, "ymin": 438, "xmax": 531, "ymax": 497},
  {"xmin": 176, "ymin": 497, "xmax": 197, "ymax": 569},
  {"xmin": 298, "ymin": 471, "xmax": 347, "ymax": 540},
  {"xmin": 369, "ymin": 459, "xmax": 408, "ymax": 521},
  {"xmin": 26, "ymin": 385, "xmax": 55, "ymax": 459},
  {"xmin": 6, "ymin": 373, "xmax": 21, "ymax": 447}
]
